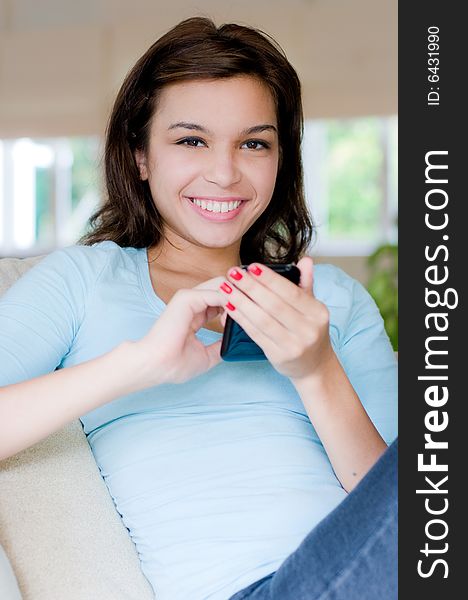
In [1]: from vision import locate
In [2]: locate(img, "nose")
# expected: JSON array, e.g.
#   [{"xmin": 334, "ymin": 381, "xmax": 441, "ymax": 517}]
[{"xmin": 203, "ymin": 147, "xmax": 242, "ymax": 188}]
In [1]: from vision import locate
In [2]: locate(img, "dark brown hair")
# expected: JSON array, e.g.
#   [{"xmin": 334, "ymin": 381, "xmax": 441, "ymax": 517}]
[{"xmin": 79, "ymin": 16, "xmax": 314, "ymax": 264}]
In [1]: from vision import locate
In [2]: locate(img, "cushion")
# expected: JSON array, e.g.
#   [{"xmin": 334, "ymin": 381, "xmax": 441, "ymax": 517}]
[
  {"xmin": 0, "ymin": 256, "xmax": 154, "ymax": 599},
  {"xmin": 0, "ymin": 542, "xmax": 22, "ymax": 600}
]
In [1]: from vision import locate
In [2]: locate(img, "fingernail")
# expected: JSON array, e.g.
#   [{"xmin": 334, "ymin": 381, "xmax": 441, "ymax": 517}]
[
  {"xmin": 220, "ymin": 282, "xmax": 232, "ymax": 294},
  {"xmin": 228, "ymin": 268, "xmax": 243, "ymax": 281},
  {"xmin": 247, "ymin": 264, "xmax": 262, "ymax": 276},
  {"xmin": 226, "ymin": 302, "xmax": 236, "ymax": 311}
]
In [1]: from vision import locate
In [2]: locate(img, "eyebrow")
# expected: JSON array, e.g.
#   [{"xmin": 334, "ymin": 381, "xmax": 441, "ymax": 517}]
[{"xmin": 167, "ymin": 121, "xmax": 278, "ymax": 136}]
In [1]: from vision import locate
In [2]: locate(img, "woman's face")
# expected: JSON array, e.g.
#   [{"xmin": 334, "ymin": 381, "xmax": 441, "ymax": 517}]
[{"xmin": 135, "ymin": 76, "xmax": 280, "ymax": 251}]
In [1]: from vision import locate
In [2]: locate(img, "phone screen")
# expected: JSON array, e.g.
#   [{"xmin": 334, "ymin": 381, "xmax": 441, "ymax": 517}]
[{"xmin": 220, "ymin": 263, "xmax": 300, "ymax": 362}]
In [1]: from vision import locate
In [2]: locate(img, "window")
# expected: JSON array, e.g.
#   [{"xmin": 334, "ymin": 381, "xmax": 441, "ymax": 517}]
[
  {"xmin": 303, "ymin": 116, "xmax": 397, "ymax": 255},
  {"xmin": 1, "ymin": 118, "xmax": 397, "ymax": 257},
  {"xmin": 0, "ymin": 137, "xmax": 101, "ymax": 256}
]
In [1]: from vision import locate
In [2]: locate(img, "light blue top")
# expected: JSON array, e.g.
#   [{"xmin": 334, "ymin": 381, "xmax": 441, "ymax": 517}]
[{"xmin": 0, "ymin": 241, "xmax": 397, "ymax": 600}]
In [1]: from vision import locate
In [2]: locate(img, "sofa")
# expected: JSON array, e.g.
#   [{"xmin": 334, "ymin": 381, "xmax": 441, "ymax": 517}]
[{"xmin": 0, "ymin": 256, "xmax": 154, "ymax": 600}]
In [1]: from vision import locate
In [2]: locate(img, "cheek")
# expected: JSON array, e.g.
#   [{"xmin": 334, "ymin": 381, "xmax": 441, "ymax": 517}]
[
  {"xmin": 149, "ymin": 151, "xmax": 199, "ymax": 191},
  {"xmin": 251, "ymin": 158, "xmax": 279, "ymax": 198}
]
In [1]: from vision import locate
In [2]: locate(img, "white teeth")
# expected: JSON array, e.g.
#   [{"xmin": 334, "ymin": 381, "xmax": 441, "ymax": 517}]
[{"xmin": 190, "ymin": 198, "xmax": 242, "ymax": 213}]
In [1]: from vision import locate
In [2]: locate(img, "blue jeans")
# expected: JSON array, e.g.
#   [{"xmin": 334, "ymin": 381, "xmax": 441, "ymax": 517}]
[{"xmin": 229, "ymin": 438, "xmax": 398, "ymax": 600}]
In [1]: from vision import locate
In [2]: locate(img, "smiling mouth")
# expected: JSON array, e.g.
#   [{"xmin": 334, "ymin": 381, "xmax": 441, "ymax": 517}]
[{"xmin": 188, "ymin": 198, "xmax": 243, "ymax": 213}]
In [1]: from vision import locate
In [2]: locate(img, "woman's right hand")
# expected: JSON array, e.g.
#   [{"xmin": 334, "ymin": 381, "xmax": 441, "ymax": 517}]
[{"xmin": 130, "ymin": 278, "xmax": 227, "ymax": 387}]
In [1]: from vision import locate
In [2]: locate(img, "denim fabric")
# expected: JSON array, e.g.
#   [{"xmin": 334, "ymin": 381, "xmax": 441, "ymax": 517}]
[{"xmin": 229, "ymin": 439, "xmax": 398, "ymax": 600}]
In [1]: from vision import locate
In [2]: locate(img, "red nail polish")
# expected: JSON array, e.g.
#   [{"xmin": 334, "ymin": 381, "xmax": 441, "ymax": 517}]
[
  {"xmin": 248, "ymin": 264, "xmax": 262, "ymax": 276},
  {"xmin": 220, "ymin": 282, "xmax": 232, "ymax": 294},
  {"xmin": 229, "ymin": 268, "xmax": 243, "ymax": 281},
  {"xmin": 226, "ymin": 302, "xmax": 236, "ymax": 311}
]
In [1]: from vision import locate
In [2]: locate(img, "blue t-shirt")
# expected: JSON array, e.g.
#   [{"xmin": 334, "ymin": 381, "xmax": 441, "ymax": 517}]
[{"xmin": 0, "ymin": 241, "xmax": 397, "ymax": 600}]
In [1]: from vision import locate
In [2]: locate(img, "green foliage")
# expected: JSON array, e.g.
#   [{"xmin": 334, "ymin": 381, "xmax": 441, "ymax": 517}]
[
  {"xmin": 366, "ymin": 244, "xmax": 398, "ymax": 350},
  {"xmin": 326, "ymin": 119, "xmax": 383, "ymax": 239},
  {"xmin": 69, "ymin": 137, "xmax": 101, "ymax": 210},
  {"xmin": 35, "ymin": 166, "xmax": 52, "ymax": 242}
]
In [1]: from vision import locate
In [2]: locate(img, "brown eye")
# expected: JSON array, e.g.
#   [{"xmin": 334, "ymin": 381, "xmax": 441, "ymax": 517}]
[
  {"xmin": 177, "ymin": 137, "xmax": 206, "ymax": 147},
  {"xmin": 242, "ymin": 140, "xmax": 270, "ymax": 150}
]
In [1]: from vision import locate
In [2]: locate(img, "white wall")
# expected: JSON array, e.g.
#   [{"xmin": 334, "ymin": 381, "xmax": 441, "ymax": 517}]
[{"xmin": 0, "ymin": 0, "xmax": 397, "ymax": 137}]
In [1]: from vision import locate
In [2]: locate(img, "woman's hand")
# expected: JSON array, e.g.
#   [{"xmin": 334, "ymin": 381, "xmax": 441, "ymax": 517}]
[
  {"xmin": 218, "ymin": 257, "xmax": 334, "ymax": 382},
  {"xmin": 218, "ymin": 257, "xmax": 389, "ymax": 490},
  {"xmin": 131, "ymin": 278, "xmax": 226, "ymax": 387}
]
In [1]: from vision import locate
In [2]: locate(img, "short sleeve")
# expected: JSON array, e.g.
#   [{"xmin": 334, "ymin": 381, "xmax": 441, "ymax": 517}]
[
  {"xmin": 315, "ymin": 265, "xmax": 398, "ymax": 445},
  {"xmin": 0, "ymin": 245, "xmax": 109, "ymax": 386}
]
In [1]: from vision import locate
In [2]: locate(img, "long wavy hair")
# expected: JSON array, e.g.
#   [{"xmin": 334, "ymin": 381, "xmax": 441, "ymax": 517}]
[{"xmin": 79, "ymin": 16, "xmax": 314, "ymax": 264}]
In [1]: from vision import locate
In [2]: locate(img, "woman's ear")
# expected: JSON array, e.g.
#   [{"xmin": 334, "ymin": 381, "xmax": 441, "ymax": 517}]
[{"xmin": 134, "ymin": 149, "xmax": 148, "ymax": 181}]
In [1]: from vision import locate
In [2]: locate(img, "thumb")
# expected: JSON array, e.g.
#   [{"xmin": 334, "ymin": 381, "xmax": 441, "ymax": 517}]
[{"xmin": 296, "ymin": 256, "xmax": 314, "ymax": 295}]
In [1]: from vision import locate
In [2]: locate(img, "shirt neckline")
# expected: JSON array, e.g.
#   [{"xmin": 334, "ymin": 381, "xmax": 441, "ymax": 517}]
[{"xmin": 137, "ymin": 247, "xmax": 223, "ymax": 341}]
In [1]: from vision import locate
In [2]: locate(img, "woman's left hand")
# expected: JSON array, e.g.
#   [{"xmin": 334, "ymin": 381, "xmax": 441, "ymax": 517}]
[{"xmin": 219, "ymin": 256, "xmax": 334, "ymax": 382}]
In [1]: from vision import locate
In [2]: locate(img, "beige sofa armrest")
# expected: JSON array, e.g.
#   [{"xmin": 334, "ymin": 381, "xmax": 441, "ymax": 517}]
[
  {"xmin": 0, "ymin": 421, "xmax": 154, "ymax": 600},
  {"xmin": 0, "ymin": 542, "xmax": 22, "ymax": 600}
]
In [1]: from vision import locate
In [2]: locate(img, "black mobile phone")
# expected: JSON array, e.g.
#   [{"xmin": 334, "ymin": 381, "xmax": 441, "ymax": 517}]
[{"xmin": 220, "ymin": 263, "xmax": 301, "ymax": 362}]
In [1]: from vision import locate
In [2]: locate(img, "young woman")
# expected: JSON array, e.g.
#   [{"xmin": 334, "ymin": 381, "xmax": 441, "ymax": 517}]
[{"xmin": 0, "ymin": 16, "xmax": 397, "ymax": 600}]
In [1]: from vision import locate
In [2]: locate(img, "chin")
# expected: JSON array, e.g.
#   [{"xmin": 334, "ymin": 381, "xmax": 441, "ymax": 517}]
[
  {"xmin": 194, "ymin": 235, "xmax": 241, "ymax": 250},
  {"xmin": 202, "ymin": 239, "xmax": 240, "ymax": 250}
]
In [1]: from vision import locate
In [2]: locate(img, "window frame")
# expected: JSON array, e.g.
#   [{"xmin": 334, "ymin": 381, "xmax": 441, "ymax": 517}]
[{"xmin": 303, "ymin": 115, "xmax": 398, "ymax": 256}]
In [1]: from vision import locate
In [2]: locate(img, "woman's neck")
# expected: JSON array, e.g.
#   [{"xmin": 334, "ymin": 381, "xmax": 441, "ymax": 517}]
[
  {"xmin": 147, "ymin": 235, "xmax": 241, "ymax": 333},
  {"xmin": 148, "ymin": 235, "xmax": 241, "ymax": 286}
]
